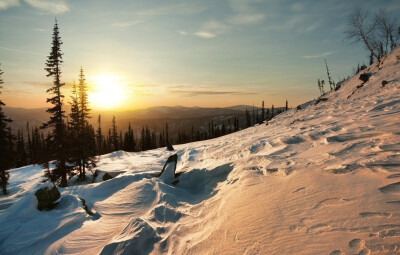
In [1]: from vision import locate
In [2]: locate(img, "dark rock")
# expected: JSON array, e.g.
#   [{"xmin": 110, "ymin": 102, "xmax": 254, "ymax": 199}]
[
  {"xmin": 35, "ymin": 184, "xmax": 61, "ymax": 211},
  {"xmin": 157, "ymin": 154, "xmax": 178, "ymax": 178},
  {"xmin": 314, "ymin": 98, "xmax": 328, "ymax": 105},
  {"xmin": 166, "ymin": 143, "xmax": 174, "ymax": 151},
  {"xmin": 102, "ymin": 172, "xmax": 113, "ymax": 181},
  {"xmin": 359, "ymin": 73, "xmax": 372, "ymax": 83},
  {"xmin": 92, "ymin": 170, "xmax": 99, "ymax": 183},
  {"xmin": 382, "ymin": 80, "xmax": 388, "ymax": 87},
  {"xmin": 296, "ymin": 105, "xmax": 301, "ymax": 111},
  {"xmin": 335, "ymin": 81, "xmax": 343, "ymax": 91}
]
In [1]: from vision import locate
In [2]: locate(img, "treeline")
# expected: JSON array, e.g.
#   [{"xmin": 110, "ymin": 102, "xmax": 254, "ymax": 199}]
[
  {"xmin": 11, "ymin": 97, "xmax": 289, "ymax": 172},
  {"xmin": 245, "ymin": 100, "xmax": 288, "ymax": 127},
  {"xmin": 0, "ymin": 20, "xmax": 289, "ymax": 194}
]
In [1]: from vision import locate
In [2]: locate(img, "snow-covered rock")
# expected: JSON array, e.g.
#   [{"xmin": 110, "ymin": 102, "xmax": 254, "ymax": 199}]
[{"xmin": 34, "ymin": 182, "xmax": 60, "ymax": 211}]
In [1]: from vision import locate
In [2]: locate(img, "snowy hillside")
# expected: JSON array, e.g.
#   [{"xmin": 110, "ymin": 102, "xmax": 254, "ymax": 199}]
[{"xmin": 1, "ymin": 48, "xmax": 400, "ymax": 254}]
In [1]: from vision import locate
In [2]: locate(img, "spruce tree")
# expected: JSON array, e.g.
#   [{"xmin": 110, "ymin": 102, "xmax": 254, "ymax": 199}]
[
  {"xmin": 119, "ymin": 131, "xmax": 123, "ymax": 150},
  {"xmin": 0, "ymin": 64, "xmax": 14, "ymax": 195},
  {"xmin": 26, "ymin": 122, "xmax": 33, "ymax": 164},
  {"xmin": 77, "ymin": 67, "xmax": 94, "ymax": 181},
  {"xmin": 141, "ymin": 126, "xmax": 146, "ymax": 151},
  {"xmin": 159, "ymin": 132, "xmax": 164, "ymax": 148},
  {"xmin": 123, "ymin": 123, "xmax": 135, "ymax": 152},
  {"xmin": 68, "ymin": 81, "xmax": 82, "ymax": 179},
  {"xmin": 96, "ymin": 115, "xmax": 103, "ymax": 154},
  {"xmin": 165, "ymin": 123, "xmax": 169, "ymax": 146},
  {"xmin": 111, "ymin": 116, "xmax": 118, "ymax": 151},
  {"xmin": 16, "ymin": 130, "xmax": 28, "ymax": 167},
  {"xmin": 42, "ymin": 19, "xmax": 70, "ymax": 187},
  {"xmin": 271, "ymin": 105, "xmax": 274, "ymax": 118},
  {"xmin": 145, "ymin": 126, "xmax": 151, "ymax": 150},
  {"xmin": 69, "ymin": 83, "xmax": 80, "ymax": 137},
  {"xmin": 285, "ymin": 100, "xmax": 288, "ymax": 111},
  {"xmin": 246, "ymin": 109, "xmax": 251, "ymax": 127},
  {"xmin": 261, "ymin": 101, "xmax": 265, "ymax": 122}
]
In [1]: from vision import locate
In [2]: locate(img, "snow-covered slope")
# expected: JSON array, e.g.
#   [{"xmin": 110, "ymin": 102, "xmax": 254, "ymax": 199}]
[{"xmin": 1, "ymin": 48, "xmax": 400, "ymax": 254}]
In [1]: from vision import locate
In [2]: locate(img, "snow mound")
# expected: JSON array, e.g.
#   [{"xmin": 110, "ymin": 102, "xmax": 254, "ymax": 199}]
[{"xmin": 100, "ymin": 218, "xmax": 161, "ymax": 255}]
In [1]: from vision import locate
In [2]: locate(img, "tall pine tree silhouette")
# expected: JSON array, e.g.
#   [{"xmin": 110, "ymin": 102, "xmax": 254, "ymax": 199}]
[
  {"xmin": 42, "ymin": 19, "xmax": 70, "ymax": 187},
  {"xmin": 0, "ymin": 64, "xmax": 14, "ymax": 194},
  {"xmin": 111, "ymin": 116, "xmax": 118, "ymax": 151},
  {"xmin": 77, "ymin": 67, "xmax": 94, "ymax": 181},
  {"xmin": 96, "ymin": 115, "xmax": 103, "ymax": 154}
]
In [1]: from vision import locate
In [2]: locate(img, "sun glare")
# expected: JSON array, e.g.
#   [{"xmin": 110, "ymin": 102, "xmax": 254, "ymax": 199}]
[{"xmin": 88, "ymin": 73, "xmax": 128, "ymax": 110}]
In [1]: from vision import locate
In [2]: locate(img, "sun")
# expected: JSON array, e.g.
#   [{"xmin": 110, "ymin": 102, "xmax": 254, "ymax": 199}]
[{"xmin": 88, "ymin": 73, "xmax": 128, "ymax": 110}]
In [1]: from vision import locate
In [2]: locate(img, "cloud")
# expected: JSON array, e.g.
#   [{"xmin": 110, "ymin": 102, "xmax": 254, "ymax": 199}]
[
  {"xmin": 178, "ymin": 30, "xmax": 188, "ymax": 36},
  {"xmin": 267, "ymin": 14, "xmax": 323, "ymax": 34},
  {"xmin": 194, "ymin": 20, "xmax": 229, "ymax": 39},
  {"xmin": 33, "ymin": 28, "xmax": 47, "ymax": 32},
  {"xmin": 227, "ymin": 0, "xmax": 265, "ymax": 25},
  {"xmin": 228, "ymin": 13, "xmax": 264, "ymax": 25},
  {"xmin": 0, "ymin": 0, "xmax": 19, "ymax": 10},
  {"xmin": 24, "ymin": 0, "xmax": 69, "ymax": 14},
  {"xmin": 137, "ymin": 2, "xmax": 205, "ymax": 17},
  {"xmin": 112, "ymin": 20, "xmax": 143, "ymax": 28},
  {"xmin": 0, "ymin": 0, "xmax": 69, "ymax": 13},
  {"xmin": 194, "ymin": 31, "xmax": 215, "ymax": 38},
  {"xmin": 167, "ymin": 87, "xmax": 257, "ymax": 97},
  {"xmin": 291, "ymin": 2, "xmax": 305, "ymax": 12},
  {"xmin": 0, "ymin": 45, "xmax": 45, "ymax": 56},
  {"xmin": 303, "ymin": 51, "xmax": 337, "ymax": 59}
]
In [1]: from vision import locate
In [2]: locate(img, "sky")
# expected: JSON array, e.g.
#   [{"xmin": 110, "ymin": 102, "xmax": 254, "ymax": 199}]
[{"xmin": 0, "ymin": 0, "xmax": 399, "ymax": 111}]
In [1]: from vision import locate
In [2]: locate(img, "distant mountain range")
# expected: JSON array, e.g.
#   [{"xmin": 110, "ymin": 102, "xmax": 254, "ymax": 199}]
[{"xmin": 4, "ymin": 105, "xmax": 268, "ymax": 135}]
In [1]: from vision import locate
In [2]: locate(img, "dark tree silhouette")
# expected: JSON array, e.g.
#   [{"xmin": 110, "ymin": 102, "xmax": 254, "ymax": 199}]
[
  {"xmin": 16, "ymin": 130, "xmax": 28, "ymax": 167},
  {"xmin": 261, "ymin": 101, "xmax": 265, "ymax": 123},
  {"xmin": 42, "ymin": 19, "xmax": 71, "ymax": 187},
  {"xmin": 325, "ymin": 59, "xmax": 335, "ymax": 91},
  {"xmin": 0, "ymin": 64, "xmax": 14, "ymax": 195},
  {"xmin": 96, "ymin": 115, "xmax": 103, "ymax": 154},
  {"xmin": 111, "ymin": 116, "xmax": 118, "ymax": 151},
  {"xmin": 77, "ymin": 67, "xmax": 95, "ymax": 181},
  {"xmin": 123, "ymin": 123, "xmax": 136, "ymax": 152}
]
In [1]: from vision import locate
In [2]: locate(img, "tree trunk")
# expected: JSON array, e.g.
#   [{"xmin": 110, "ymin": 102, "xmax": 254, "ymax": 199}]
[
  {"xmin": 60, "ymin": 173, "xmax": 67, "ymax": 187},
  {"xmin": 2, "ymin": 185, "xmax": 7, "ymax": 195}
]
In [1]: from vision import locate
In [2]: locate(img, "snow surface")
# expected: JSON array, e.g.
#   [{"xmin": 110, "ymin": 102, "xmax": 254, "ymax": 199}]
[{"xmin": 1, "ymin": 48, "xmax": 400, "ymax": 254}]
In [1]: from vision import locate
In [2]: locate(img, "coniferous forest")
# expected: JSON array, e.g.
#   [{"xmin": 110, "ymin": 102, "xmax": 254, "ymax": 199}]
[{"xmin": 0, "ymin": 20, "xmax": 289, "ymax": 192}]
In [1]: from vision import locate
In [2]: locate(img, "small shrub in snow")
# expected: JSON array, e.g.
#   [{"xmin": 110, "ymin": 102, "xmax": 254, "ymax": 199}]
[
  {"xmin": 359, "ymin": 73, "xmax": 372, "ymax": 83},
  {"xmin": 167, "ymin": 143, "xmax": 175, "ymax": 151}
]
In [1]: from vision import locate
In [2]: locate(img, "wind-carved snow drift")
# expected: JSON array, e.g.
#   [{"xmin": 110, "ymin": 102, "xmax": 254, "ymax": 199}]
[{"xmin": 1, "ymin": 48, "xmax": 400, "ymax": 254}]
